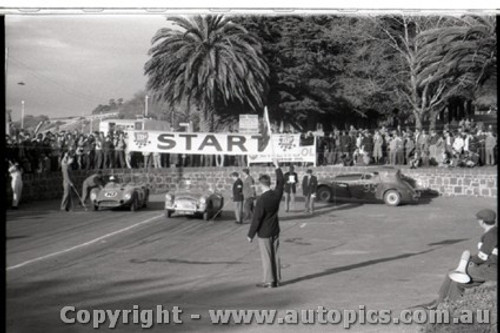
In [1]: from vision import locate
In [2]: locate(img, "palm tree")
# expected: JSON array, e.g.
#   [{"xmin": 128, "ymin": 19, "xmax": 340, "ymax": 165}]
[
  {"xmin": 144, "ymin": 15, "xmax": 269, "ymax": 131},
  {"xmin": 417, "ymin": 15, "xmax": 496, "ymax": 128}
]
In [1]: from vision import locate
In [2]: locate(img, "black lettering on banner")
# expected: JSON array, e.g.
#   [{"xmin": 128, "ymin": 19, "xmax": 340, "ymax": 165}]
[
  {"xmin": 227, "ymin": 135, "xmax": 247, "ymax": 152},
  {"xmin": 199, "ymin": 135, "xmax": 223, "ymax": 152},
  {"xmin": 179, "ymin": 134, "xmax": 197, "ymax": 150},
  {"xmin": 157, "ymin": 134, "xmax": 176, "ymax": 150}
]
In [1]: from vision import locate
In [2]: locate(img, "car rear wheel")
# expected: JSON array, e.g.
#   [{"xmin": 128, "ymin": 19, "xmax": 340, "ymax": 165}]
[
  {"xmin": 384, "ymin": 190, "xmax": 401, "ymax": 206},
  {"xmin": 165, "ymin": 210, "xmax": 173, "ymax": 218},
  {"xmin": 93, "ymin": 204, "xmax": 99, "ymax": 211},
  {"xmin": 130, "ymin": 197, "xmax": 138, "ymax": 212},
  {"xmin": 317, "ymin": 186, "xmax": 332, "ymax": 202}
]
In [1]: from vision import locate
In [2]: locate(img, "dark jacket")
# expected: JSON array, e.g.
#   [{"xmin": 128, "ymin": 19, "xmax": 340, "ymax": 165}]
[
  {"xmin": 302, "ymin": 175, "xmax": 318, "ymax": 196},
  {"xmin": 243, "ymin": 176, "xmax": 256, "ymax": 199},
  {"xmin": 248, "ymin": 168, "xmax": 284, "ymax": 239},
  {"xmin": 232, "ymin": 178, "xmax": 244, "ymax": 202}
]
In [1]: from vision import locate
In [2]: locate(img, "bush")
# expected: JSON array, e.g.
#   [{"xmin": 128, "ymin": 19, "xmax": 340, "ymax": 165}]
[{"xmin": 421, "ymin": 282, "xmax": 497, "ymax": 333}]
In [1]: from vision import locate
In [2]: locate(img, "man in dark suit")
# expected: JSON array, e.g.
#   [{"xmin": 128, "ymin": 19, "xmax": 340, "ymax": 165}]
[
  {"xmin": 302, "ymin": 169, "xmax": 318, "ymax": 214},
  {"xmin": 231, "ymin": 172, "xmax": 244, "ymax": 224},
  {"xmin": 247, "ymin": 158, "xmax": 284, "ymax": 288},
  {"xmin": 242, "ymin": 168, "xmax": 256, "ymax": 224}
]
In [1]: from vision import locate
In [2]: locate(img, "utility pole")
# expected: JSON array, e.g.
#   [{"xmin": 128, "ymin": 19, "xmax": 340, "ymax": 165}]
[
  {"xmin": 144, "ymin": 95, "xmax": 149, "ymax": 117},
  {"xmin": 21, "ymin": 100, "xmax": 25, "ymax": 129}
]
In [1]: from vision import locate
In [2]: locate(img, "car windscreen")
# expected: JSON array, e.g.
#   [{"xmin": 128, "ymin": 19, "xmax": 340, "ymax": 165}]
[
  {"xmin": 177, "ymin": 180, "xmax": 213, "ymax": 193},
  {"xmin": 104, "ymin": 182, "xmax": 121, "ymax": 190}
]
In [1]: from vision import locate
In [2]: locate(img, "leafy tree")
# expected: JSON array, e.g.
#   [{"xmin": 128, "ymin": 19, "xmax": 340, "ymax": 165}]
[
  {"xmin": 144, "ymin": 15, "xmax": 269, "ymax": 131},
  {"xmin": 368, "ymin": 15, "xmax": 496, "ymax": 130}
]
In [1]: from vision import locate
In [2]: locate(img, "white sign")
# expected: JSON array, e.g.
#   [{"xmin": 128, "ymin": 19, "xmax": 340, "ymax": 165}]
[
  {"xmin": 239, "ymin": 114, "xmax": 259, "ymax": 134},
  {"xmin": 247, "ymin": 134, "xmax": 317, "ymax": 165}
]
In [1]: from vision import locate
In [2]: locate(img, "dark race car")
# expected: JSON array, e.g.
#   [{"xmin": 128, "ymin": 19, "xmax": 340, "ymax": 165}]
[
  {"xmin": 316, "ymin": 168, "xmax": 420, "ymax": 206},
  {"xmin": 91, "ymin": 179, "xmax": 149, "ymax": 211},
  {"xmin": 165, "ymin": 180, "xmax": 224, "ymax": 220}
]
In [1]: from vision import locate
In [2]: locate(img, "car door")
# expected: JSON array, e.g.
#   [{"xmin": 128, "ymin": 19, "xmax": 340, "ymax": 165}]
[
  {"xmin": 347, "ymin": 174, "xmax": 367, "ymax": 199},
  {"xmin": 331, "ymin": 174, "xmax": 362, "ymax": 200},
  {"xmin": 358, "ymin": 173, "xmax": 379, "ymax": 201}
]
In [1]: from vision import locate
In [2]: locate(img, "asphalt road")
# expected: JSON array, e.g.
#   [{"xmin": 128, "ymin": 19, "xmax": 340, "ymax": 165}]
[{"xmin": 6, "ymin": 193, "xmax": 496, "ymax": 333}]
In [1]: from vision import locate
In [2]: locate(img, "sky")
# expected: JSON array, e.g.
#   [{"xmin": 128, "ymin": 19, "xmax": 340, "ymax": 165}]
[{"xmin": 6, "ymin": 15, "xmax": 169, "ymax": 121}]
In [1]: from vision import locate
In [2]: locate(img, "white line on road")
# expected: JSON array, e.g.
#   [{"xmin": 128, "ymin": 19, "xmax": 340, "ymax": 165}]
[{"xmin": 7, "ymin": 214, "xmax": 163, "ymax": 271}]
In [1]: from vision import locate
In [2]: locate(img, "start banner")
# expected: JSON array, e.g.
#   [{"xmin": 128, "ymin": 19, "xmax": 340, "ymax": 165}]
[
  {"xmin": 125, "ymin": 131, "xmax": 316, "ymax": 165},
  {"xmin": 126, "ymin": 131, "xmax": 264, "ymax": 155}
]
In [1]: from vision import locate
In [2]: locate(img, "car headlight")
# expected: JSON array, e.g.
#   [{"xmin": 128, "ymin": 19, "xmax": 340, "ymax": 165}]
[
  {"xmin": 199, "ymin": 197, "xmax": 206, "ymax": 204},
  {"xmin": 123, "ymin": 193, "xmax": 132, "ymax": 201},
  {"xmin": 90, "ymin": 192, "xmax": 97, "ymax": 201}
]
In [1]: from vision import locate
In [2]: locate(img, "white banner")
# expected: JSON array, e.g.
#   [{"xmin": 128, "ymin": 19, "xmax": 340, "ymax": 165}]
[
  {"xmin": 125, "ymin": 131, "xmax": 316, "ymax": 165},
  {"xmin": 247, "ymin": 134, "xmax": 317, "ymax": 165},
  {"xmin": 126, "ymin": 131, "xmax": 263, "ymax": 155}
]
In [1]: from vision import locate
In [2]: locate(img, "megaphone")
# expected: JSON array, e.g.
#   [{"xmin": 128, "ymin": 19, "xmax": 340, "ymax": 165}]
[{"xmin": 448, "ymin": 250, "xmax": 471, "ymax": 284}]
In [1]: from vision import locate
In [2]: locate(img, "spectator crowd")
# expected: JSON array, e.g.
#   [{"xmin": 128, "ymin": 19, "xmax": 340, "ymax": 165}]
[
  {"xmin": 5, "ymin": 117, "xmax": 497, "ymax": 174},
  {"xmin": 314, "ymin": 120, "xmax": 497, "ymax": 168}
]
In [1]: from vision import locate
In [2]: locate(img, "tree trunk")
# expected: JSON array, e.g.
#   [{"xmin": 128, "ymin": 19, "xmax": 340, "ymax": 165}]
[
  {"xmin": 429, "ymin": 110, "xmax": 439, "ymax": 131},
  {"xmin": 413, "ymin": 110, "xmax": 423, "ymax": 130}
]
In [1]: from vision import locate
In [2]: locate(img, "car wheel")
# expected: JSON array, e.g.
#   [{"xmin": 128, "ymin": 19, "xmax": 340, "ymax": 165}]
[
  {"xmin": 203, "ymin": 211, "xmax": 210, "ymax": 221},
  {"xmin": 93, "ymin": 204, "xmax": 99, "ymax": 211},
  {"xmin": 384, "ymin": 190, "xmax": 401, "ymax": 206},
  {"xmin": 317, "ymin": 186, "xmax": 332, "ymax": 202},
  {"xmin": 165, "ymin": 210, "xmax": 173, "ymax": 218},
  {"xmin": 130, "ymin": 197, "xmax": 138, "ymax": 212}
]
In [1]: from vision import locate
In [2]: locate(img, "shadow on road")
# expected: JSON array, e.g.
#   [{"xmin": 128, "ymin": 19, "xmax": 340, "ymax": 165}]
[
  {"xmin": 281, "ymin": 248, "xmax": 437, "ymax": 286},
  {"xmin": 280, "ymin": 203, "xmax": 363, "ymax": 222},
  {"xmin": 427, "ymin": 238, "xmax": 469, "ymax": 246}
]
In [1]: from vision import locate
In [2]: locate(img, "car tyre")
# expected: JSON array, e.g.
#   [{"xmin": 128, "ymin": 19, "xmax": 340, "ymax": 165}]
[
  {"xmin": 203, "ymin": 211, "xmax": 210, "ymax": 221},
  {"xmin": 317, "ymin": 186, "xmax": 332, "ymax": 202},
  {"xmin": 165, "ymin": 210, "xmax": 173, "ymax": 218},
  {"xmin": 93, "ymin": 204, "xmax": 99, "ymax": 211},
  {"xmin": 130, "ymin": 196, "xmax": 138, "ymax": 212},
  {"xmin": 384, "ymin": 190, "xmax": 401, "ymax": 206}
]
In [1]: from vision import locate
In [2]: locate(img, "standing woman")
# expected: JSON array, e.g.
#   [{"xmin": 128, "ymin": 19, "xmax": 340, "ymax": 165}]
[{"xmin": 9, "ymin": 162, "xmax": 23, "ymax": 209}]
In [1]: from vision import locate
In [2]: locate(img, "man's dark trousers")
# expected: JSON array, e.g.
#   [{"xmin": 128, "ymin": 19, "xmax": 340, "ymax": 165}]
[{"xmin": 258, "ymin": 235, "xmax": 281, "ymax": 284}]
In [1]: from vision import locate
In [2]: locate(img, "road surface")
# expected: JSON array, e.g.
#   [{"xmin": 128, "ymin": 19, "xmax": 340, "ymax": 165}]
[{"xmin": 6, "ymin": 193, "xmax": 495, "ymax": 332}]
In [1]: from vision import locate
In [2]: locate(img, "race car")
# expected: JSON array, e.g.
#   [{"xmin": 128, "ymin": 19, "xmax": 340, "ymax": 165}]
[
  {"xmin": 90, "ymin": 177, "xmax": 149, "ymax": 211},
  {"xmin": 316, "ymin": 168, "xmax": 420, "ymax": 206},
  {"xmin": 165, "ymin": 180, "xmax": 224, "ymax": 220}
]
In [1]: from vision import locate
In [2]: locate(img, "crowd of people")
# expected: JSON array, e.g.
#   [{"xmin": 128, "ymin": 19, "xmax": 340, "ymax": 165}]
[
  {"xmin": 5, "ymin": 117, "xmax": 497, "ymax": 174},
  {"xmin": 314, "ymin": 121, "xmax": 497, "ymax": 168}
]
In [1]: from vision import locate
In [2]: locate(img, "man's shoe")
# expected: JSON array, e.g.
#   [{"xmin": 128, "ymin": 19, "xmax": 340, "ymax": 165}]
[{"xmin": 256, "ymin": 282, "xmax": 277, "ymax": 288}]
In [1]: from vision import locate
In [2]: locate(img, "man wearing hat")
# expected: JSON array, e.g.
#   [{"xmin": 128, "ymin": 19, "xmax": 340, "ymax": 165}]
[{"xmin": 418, "ymin": 209, "xmax": 497, "ymax": 310}]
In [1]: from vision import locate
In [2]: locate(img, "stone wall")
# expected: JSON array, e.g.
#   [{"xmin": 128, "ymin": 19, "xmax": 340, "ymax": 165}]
[{"xmin": 6, "ymin": 165, "xmax": 497, "ymax": 204}]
